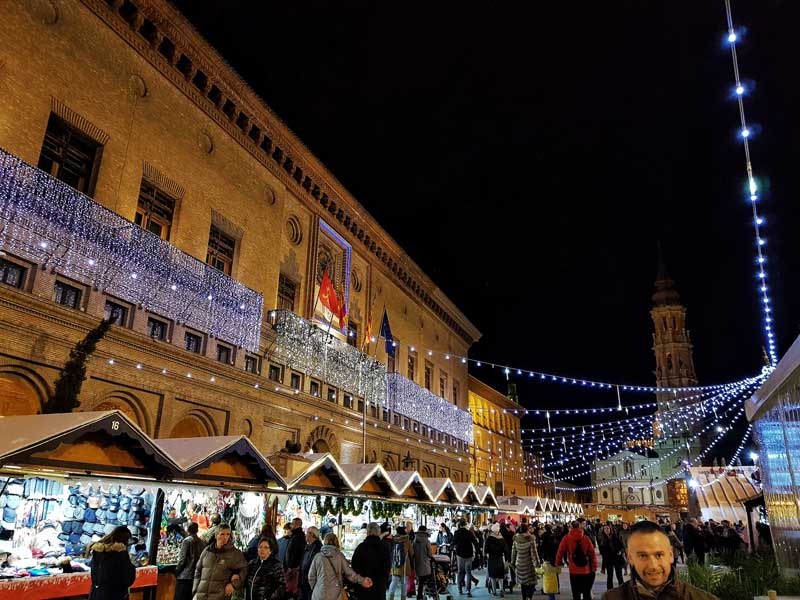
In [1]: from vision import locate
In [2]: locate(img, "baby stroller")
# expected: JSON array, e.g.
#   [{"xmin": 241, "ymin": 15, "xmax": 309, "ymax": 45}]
[
  {"xmin": 422, "ymin": 554, "xmax": 454, "ymax": 600},
  {"xmin": 436, "ymin": 542, "xmax": 456, "ymax": 584}
]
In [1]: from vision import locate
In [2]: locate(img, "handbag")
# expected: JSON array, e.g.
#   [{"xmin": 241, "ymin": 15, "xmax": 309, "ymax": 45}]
[
  {"xmin": 324, "ymin": 554, "xmax": 350, "ymax": 600},
  {"xmin": 285, "ymin": 566, "xmax": 300, "ymax": 595}
]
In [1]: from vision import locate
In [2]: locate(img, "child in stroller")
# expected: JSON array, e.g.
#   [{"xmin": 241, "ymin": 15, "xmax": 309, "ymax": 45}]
[{"xmin": 420, "ymin": 553, "xmax": 453, "ymax": 600}]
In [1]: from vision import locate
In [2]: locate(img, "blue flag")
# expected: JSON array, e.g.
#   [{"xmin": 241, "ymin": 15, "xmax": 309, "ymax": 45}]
[{"xmin": 379, "ymin": 309, "xmax": 395, "ymax": 357}]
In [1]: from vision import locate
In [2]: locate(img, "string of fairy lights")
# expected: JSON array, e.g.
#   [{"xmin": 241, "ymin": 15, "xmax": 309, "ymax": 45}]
[{"xmin": 724, "ymin": 0, "xmax": 778, "ymax": 366}]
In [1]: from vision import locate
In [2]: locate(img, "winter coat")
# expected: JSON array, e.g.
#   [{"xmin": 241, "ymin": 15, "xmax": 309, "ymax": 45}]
[
  {"xmin": 452, "ymin": 527, "xmax": 475, "ymax": 559},
  {"xmin": 598, "ymin": 531, "xmax": 625, "ymax": 565},
  {"xmin": 412, "ymin": 531, "xmax": 434, "ymax": 577},
  {"xmin": 390, "ymin": 534, "xmax": 414, "ymax": 577},
  {"xmin": 618, "ymin": 528, "xmax": 631, "ymax": 551},
  {"xmin": 244, "ymin": 556, "xmax": 285, "ymax": 600},
  {"xmin": 277, "ymin": 535, "xmax": 291, "ymax": 565},
  {"xmin": 536, "ymin": 562, "xmax": 561, "ymax": 594},
  {"xmin": 484, "ymin": 533, "xmax": 509, "ymax": 579},
  {"xmin": 308, "ymin": 544, "xmax": 365, "ymax": 600},
  {"xmin": 300, "ymin": 539, "xmax": 323, "ymax": 593},
  {"xmin": 555, "ymin": 527, "xmax": 597, "ymax": 576},
  {"xmin": 511, "ymin": 533, "xmax": 540, "ymax": 586},
  {"xmin": 246, "ymin": 533, "xmax": 277, "ymax": 562},
  {"xmin": 351, "ymin": 534, "xmax": 392, "ymax": 600},
  {"xmin": 176, "ymin": 534, "xmax": 205, "ymax": 580},
  {"xmin": 537, "ymin": 532, "xmax": 558, "ymax": 563},
  {"xmin": 435, "ymin": 530, "xmax": 452, "ymax": 547},
  {"xmin": 192, "ymin": 541, "xmax": 248, "ymax": 600},
  {"xmin": 88, "ymin": 542, "xmax": 137, "ymax": 600},
  {"xmin": 600, "ymin": 577, "xmax": 719, "ymax": 600},
  {"xmin": 285, "ymin": 528, "xmax": 307, "ymax": 569}
]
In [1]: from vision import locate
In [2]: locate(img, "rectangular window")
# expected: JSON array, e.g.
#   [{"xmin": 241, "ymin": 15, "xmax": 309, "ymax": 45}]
[
  {"xmin": 424, "ymin": 361, "xmax": 433, "ymax": 391},
  {"xmin": 452, "ymin": 380, "xmax": 460, "ymax": 405},
  {"xmin": 147, "ymin": 317, "xmax": 167, "ymax": 341},
  {"xmin": 439, "ymin": 371, "xmax": 448, "ymax": 399},
  {"xmin": 382, "ymin": 409, "xmax": 389, "ymax": 422},
  {"xmin": 290, "ymin": 372, "xmax": 302, "ymax": 390},
  {"xmin": 244, "ymin": 354, "xmax": 260, "ymax": 374},
  {"xmin": 184, "ymin": 331, "xmax": 202, "ymax": 353},
  {"xmin": 407, "ymin": 352, "xmax": 417, "ymax": 381},
  {"xmin": 370, "ymin": 403, "xmax": 377, "ymax": 418},
  {"xmin": 277, "ymin": 274, "xmax": 297, "ymax": 312},
  {"xmin": 346, "ymin": 321, "xmax": 359, "ymax": 347},
  {"xmin": 358, "ymin": 399, "xmax": 365, "ymax": 413},
  {"xmin": 268, "ymin": 364, "xmax": 282, "ymax": 382},
  {"xmin": 413, "ymin": 422, "xmax": 419, "ymax": 433},
  {"xmin": 206, "ymin": 225, "xmax": 236, "ymax": 275},
  {"xmin": 54, "ymin": 280, "xmax": 82, "ymax": 309},
  {"xmin": 343, "ymin": 394, "xmax": 354, "ymax": 409},
  {"xmin": 0, "ymin": 259, "xmax": 26, "ymax": 289},
  {"xmin": 393, "ymin": 414, "xmax": 400, "ymax": 426},
  {"xmin": 104, "ymin": 300, "xmax": 129, "ymax": 327},
  {"xmin": 403, "ymin": 418, "xmax": 410, "ymax": 430},
  {"xmin": 327, "ymin": 387, "xmax": 338, "ymax": 403},
  {"xmin": 37, "ymin": 113, "xmax": 102, "ymax": 196},
  {"xmin": 135, "ymin": 180, "xmax": 176, "ymax": 241},
  {"xmin": 310, "ymin": 379, "xmax": 320, "ymax": 397},
  {"xmin": 216, "ymin": 344, "xmax": 232, "ymax": 364}
]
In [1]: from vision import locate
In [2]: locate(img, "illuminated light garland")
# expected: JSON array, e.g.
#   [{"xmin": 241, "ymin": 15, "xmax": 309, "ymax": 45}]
[
  {"xmin": 688, "ymin": 424, "xmax": 753, "ymax": 489},
  {"xmin": 541, "ymin": 398, "xmax": 753, "ymax": 486},
  {"xmin": 387, "ymin": 373, "xmax": 474, "ymax": 443},
  {"xmin": 272, "ymin": 309, "xmax": 387, "ymax": 406},
  {"xmin": 539, "ymin": 398, "xmax": 749, "ymax": 478},
  {"xmin": 722, "ymin": 0, "xmax": 778, "ymax": 365},
  {"xmin": 0, "ymin": 148, "xmax": 263, "ymax": 351}
]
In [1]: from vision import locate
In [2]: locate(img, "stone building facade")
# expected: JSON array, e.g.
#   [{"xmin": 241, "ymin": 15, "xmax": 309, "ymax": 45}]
[{"xmin": 0, "ymin": 0, "xmax": 480, "ymax": 479}]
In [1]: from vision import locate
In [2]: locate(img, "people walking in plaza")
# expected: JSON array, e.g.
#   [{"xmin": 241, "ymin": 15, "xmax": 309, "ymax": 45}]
[
  {"xmin": 284, "ymin": 518, "xmax": 306, "ymax": 597},
  {"xmin": 87, "ymin": 526, "xmax": 137, "ymax": 600},
  {"xmin": 298, "ymin": 526, "xmax": 322, "ymax": 600},
  {"xmin": 511, "ymin": 523, "xmax": 540, "ymax": 600},
  {"xmin": 412, "ymin": 524, "xmax": 434, "ymax": 596},
  {"xmin": 247, "ymin": 524, "xmax": 277, "ymax": 562},
  {"xmin": 600, "ymin": 520, "xmax": 718, "ymax": 600},
  {"xmin": 174, "ymin": 522, "xmax": 204, "ymax": 600},
  {"xmin": 555, "ymin": 520, "xmax": 597, "ymax": 600},
  {"xmin": 192, "ymin": 524, "xmax": 248, "ymax": 600},
  {"xmin": 484, "ymin": 523, "xmax": 510, "ymax": 597},
  {"xmin": 277, "ymin": 523, "xmax": 293, "ymax": 565},
  {"xmin": 308, "ymin": 533, "xmax": 372, "ymax": 600},
  {"xmin": 452, "ymin": 519, "xmax": 477, "ymax": 596},
  {"xmin": 598, "ymin": 524, "xmax": 624, "ymax": 590},
  {"xmin": 243, "ymin": 536, "xmax": 285, "ymax": 600},
  {"xmin": 387, "ymin": 525, "xmax": 413, "ymax": 600},
  {"xmin": 436, "ymin": 522, "xmax": 453, "ymax": 547},
  {"xmin": 351, "ymin": 522, "xmax": 392, "ymax": 600},
  {"xmin": 537, "ymin": 561, "xmax": 561, "ymax": 600}
]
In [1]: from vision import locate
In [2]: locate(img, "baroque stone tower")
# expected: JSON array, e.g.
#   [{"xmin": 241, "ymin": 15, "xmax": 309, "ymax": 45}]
[{"xmin": 650, "ymin": 252, "xmax": 701, "ymax": 514}]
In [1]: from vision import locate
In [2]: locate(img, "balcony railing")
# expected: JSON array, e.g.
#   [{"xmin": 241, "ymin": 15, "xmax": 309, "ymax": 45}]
[
  {"xmin": 271, "ymin": 309, "xmax": 387, "ymax": 405},
  {"xmin": 0, "ymin": 148, "xmax": 263, "ymax": 351},
  {"xmin": 270, "ymin": 309, "xmax": 473, "ymax": 443},
  {"xmin": 387, "ymin": 372, "xmax": 474, "ymax": 444}
]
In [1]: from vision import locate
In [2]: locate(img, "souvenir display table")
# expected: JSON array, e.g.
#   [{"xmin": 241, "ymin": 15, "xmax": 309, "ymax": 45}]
[{"xmin": 0, "ymin": 564, "xmax": 157, "ymax": 600}]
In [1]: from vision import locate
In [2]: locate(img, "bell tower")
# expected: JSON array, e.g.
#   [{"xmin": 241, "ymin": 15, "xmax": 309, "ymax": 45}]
[{"xmin": 651, "ymin": 253, "xmax": 697, "ymax": 407}]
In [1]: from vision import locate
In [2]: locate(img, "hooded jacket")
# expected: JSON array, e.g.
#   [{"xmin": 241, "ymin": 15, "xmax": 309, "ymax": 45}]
[
  {"xmin": 555, "ymin": 527, "xmax": 597, "ymax": 575},
  {"xmin": 452, "ymin": 526, "xmax": 475, "ymax": 559},
  {"xmin": 192, "ymin": 540, "xmax": 248, "ymax": 600},
  {"xmin": 88, "ymin": 542, "xmax": 137, "ymax": 600},
  {"xmin": 176, "ymin": 534, "xmax": 205, "ymax": 580},
  {"xmin": 511, "ymin": 532, "xmax": 540, "ymax": 586},
  {"xmin": 412, "ymin": 530, "xmax": 433, "ymax": 577},
  {"xmin": 308, "ymin": 544, "xmax": 366, "ymax": 600},
  {"xmin": 244, "ymin": 555, "xmax": 285, "ymax": 600},
  {"xmin": 390, "ymin": 534, "xmax": 414, "ymax": 577}
]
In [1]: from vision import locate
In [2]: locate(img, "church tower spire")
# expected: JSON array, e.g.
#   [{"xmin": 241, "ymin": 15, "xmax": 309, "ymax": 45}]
[{"xmin": 651, "ymin": 249, "xmax": 697, "ymax": 405}]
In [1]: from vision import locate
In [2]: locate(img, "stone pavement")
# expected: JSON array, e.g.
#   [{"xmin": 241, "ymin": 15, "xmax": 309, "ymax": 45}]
[{"xmin": 443, "ymin": 567, "xmax": 618, "ymax": 599}]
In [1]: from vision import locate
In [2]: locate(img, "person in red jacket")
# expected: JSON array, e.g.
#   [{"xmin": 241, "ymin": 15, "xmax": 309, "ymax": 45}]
[{"xmin": 555, "ymin": 521, "xmax": 598, "ymax": 600}]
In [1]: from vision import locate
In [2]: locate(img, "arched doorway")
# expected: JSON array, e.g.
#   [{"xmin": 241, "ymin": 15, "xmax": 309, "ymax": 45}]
[
  {"xmin": 169, "ymin": 412, "xmax": 215, "ymax": 438},
  {"xmin": 0, "ymin": 373, "xmax": 43, "ymax": 416},
  {"xmin": 312, "ymin": 438, "xmax": 330, "ymax": 453},
  {"xmin": 304, "ymin": 425, "xmax": 338, "ymax": 459},
  {"xmin": 92, "ymin": 391, "xmax": 149, "ymax": 433}
]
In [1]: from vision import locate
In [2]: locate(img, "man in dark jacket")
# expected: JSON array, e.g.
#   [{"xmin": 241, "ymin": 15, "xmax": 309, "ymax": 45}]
[
  {"xmin": 601, "ymin": 521, "xmax": 718, "ymax": 600},
  {"xmin": 175, "ymin": 522, "xmax": 204, "ymax": 600},
  {"xmin": 452, "ymin": 520, "xmax": 477, "ymax": 596},
  {"xmin": 285, "ymin": 518, "xmax": 306, "ymax": 569},
  {"xmin": 351, "ymin": 522, "xmax": 392, "ymax": 600},
  {"xmin": 298, "ymin": 526, "xmax": 321, "ymax": 600}
]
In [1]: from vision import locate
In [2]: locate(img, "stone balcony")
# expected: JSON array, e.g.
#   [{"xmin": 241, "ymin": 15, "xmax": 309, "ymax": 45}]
[
  {"xmin": 269, "ymin": 309, "xmax": 473, "ymax": 444},
  {"xmin": 0, "ymin": 148, "xmax": 263, "ymax": 351}
]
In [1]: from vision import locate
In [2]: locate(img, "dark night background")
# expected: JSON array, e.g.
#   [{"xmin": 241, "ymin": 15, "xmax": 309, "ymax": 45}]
[{"xmin": 172, "ymin": 1, "xmax": 799, "ymax": 470}]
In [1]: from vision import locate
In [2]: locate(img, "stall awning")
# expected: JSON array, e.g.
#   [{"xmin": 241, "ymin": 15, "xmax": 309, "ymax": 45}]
[
  {"xmin": 152, "ymin": 436, "xmax": 283, "ymax": 488},
  {"xmin": 0, "ymin": 411, "xmax": 179, "ymax": 478},
  {"xmin": 688, "ymin": 466, "xmax": 761, "ymax": 524},
  {"xmin": 285, "ymin": 453, "xmax": 354, "ymax": 492}
]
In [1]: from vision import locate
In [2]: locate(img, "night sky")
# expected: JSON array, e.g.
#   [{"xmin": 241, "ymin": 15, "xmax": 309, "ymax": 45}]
[{"xmin": 172, "ymin": 1, "xmax": 800, "ymax": 461}]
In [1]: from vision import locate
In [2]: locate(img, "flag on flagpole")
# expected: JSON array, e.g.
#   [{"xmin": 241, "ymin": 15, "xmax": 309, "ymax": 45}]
[
  {"xmin": 318, "ymin": 271, "xmax": 341, "ymax": 324},
  {"xmin": 379, "ymin": 309, "xmax": 395, "ymax": 357}
]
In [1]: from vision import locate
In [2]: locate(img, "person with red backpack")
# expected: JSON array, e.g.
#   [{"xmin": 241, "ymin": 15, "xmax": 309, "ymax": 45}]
[{"xmin": 555, "ymin": 521, "xmax": 598, "ymax": 600}]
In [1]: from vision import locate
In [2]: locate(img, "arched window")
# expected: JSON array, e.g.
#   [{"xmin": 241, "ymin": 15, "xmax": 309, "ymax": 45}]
[{"xmin": 611, "ymin": 465, "xmax": 617, "ymax": 477}]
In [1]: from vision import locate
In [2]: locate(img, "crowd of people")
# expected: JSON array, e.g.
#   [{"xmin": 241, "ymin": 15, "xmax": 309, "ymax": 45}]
[{"xmin": 84, "ymin": 510, "xmax": 769, "ymax": 600}]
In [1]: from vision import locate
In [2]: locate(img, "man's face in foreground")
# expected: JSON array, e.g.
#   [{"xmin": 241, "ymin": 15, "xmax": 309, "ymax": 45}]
[{"xmin": 627, "ymin": 531, "xmax": 674, "ymax": 588}]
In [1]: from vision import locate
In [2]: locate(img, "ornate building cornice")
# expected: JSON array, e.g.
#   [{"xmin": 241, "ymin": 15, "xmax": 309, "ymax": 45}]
[{"xmin": 79, "ymin": 0, "xmax": 480, "ymax": 346}]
